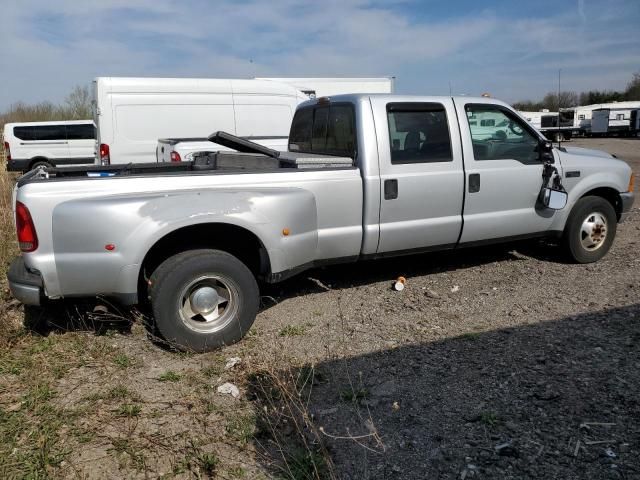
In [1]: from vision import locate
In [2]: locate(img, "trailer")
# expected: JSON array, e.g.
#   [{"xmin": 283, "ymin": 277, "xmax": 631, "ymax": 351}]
[
  {"xmin": 589, "ymin": 107, "xmax": 640, "ymax": 136},
  {"xmin": 518, "ymin": 110, "xmax": 574, "ymax": 141},
  {"xmin": 560, "ymin": 101, "xmax": 640, "ymax": 136}
]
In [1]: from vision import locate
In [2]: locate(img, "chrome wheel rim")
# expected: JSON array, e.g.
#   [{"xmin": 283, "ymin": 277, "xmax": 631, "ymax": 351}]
[
  {"xmin": 580, "ymin": 211, "xmax": 608, "ymax": 251},
  {"xmin": 177, "ymin": 275, "xmax": 239, "ymax": 333}
]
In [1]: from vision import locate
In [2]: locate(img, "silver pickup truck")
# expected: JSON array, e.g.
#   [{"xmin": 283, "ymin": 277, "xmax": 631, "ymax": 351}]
[{"xmin": 8, "ymin": 95, "xmax": 635, "ymax": 351}]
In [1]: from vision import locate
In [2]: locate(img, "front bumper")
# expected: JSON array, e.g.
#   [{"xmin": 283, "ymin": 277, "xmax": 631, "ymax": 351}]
[
  {"xmin": 619, "ymin": 192, "xmax": 635, "ymax": 223},
  {"xmin": 7, "ymin": 257, "xmax": 43, "ymax": 306}
]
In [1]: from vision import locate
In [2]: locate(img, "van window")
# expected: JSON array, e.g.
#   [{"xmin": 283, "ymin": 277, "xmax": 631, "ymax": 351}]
[
  {"xmin": 386, "ymin": 103, "xmax": 453, "ymax": 164},
  {"xmin": 14, "ymin": 125, "xmax": 66, "ymax": 141},
  {"xmin": 66, "ymin": 124, "xmax": 96, "ymax": 140},
  {"xmin": 289, "ymin": 104, "xmax": 355, "ymax": 157}
]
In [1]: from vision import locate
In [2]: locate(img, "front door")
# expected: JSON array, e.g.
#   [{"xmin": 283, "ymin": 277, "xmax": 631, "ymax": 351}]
[
  {"xmin": 371, "ymin": 98, "xmax": 465, "ymax": 253},
  {"xmin": 455, "ymin": 100, "xmax": 557, "ymax": 243}
]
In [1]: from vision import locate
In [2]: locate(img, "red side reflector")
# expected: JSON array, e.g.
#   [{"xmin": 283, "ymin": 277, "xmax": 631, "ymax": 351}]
[
  {"xmin": 170, "ymin": 151, "xmax": 181, "ymax": 162},
  {"xmin": 15, "ymin": 201, "xmax": 38, "ymax": 252},
  {"xmin": 3, "ymin": 141, "xmax": 10, "ymax": 161}
]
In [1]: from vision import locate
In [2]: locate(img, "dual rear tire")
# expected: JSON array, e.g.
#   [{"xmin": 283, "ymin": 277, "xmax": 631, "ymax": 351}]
[{"xmin": 149, "ymin": 249, "xmax": 259, "ymax": 352}]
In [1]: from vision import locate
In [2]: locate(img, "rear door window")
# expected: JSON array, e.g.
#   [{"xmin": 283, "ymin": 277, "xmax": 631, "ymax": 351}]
[
  {"xmin": 386, "ymin": 103, "xmax": 453, "ymax": 164},
  {"xmin": 66, "ymin": 124, "xmax": 96, "ymax": 140}
]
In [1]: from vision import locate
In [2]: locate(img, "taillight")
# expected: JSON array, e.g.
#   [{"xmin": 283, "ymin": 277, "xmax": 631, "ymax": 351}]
[
  {"xmin": 629, "ymin": 173, "xmax": 635, "ymax": 193},
  {"xmin": 99, "ymin": 143, "xmax": 110, "ymax": 165},
  {"xmin": 3, "ymin": 141, "xmax": 10, "ymax": 161},
  {"xmin": 170, "ymin": 151, "xmax": 181, "ymax": 162},
  {"xmin": 15, "ymin": 201, "xmax": 38, "ymax": 252}
]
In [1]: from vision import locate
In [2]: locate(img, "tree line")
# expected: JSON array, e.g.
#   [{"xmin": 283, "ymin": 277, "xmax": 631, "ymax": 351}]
[
  {"xmin": 0, "ymin": 85, "xmax": 92, "ymax": 130},
  {"xmin": 513, "ymin": 72, "xmax": 640, "ymax": 112}
]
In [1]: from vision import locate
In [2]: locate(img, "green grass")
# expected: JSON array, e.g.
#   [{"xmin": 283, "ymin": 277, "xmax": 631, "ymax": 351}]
[
  {"xmin": 279, "ymin": 324, "xmax": 307, "ymax": 337},
  {"xmin": 107, "ymin": 385, "xmax": 132, "ymax": 400},
  {"xmin": 158, "ymin": 370, "xmax": 182, "ymax": 382},
  {"xmin": 340, "ymin": 388, "xmax": 369, "ymax": 404},
  {"xmin": 480, "ymin": 411, "xmax": 499, "ymax": 427},
  {"xmin": 225, "ymin": 412, "xmax": 256, "ymax": 445},
  {"xmin": 113, "ymin": 353, "xmax": 132, "ymax": 368},
  {"xmin": 117, "ymin": 404, "xmax": 142, "ymax": 418}
]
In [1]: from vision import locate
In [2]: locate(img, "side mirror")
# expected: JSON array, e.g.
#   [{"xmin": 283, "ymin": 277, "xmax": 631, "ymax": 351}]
[
  {"xmin": 541, "ymin": 187, "xmax": 567, "ymax": 210},
  {"xmin": 539, "ymin": 140, "xmax": 554, "ymax": 163}
]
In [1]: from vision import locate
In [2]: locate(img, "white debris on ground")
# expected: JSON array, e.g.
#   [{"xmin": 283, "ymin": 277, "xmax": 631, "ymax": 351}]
[
  {"xmin": 225, "ymin": 357, "xmax": 241, "ymax": 370},
  {"xmin": 217, "ymin": 382, "xmax": 240, "ymax": 398}
]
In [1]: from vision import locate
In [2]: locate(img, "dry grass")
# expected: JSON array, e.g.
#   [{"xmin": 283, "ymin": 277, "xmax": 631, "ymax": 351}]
[{"xmin": 0, "ymin": 152, "xmax": 346, "ymax": 479}]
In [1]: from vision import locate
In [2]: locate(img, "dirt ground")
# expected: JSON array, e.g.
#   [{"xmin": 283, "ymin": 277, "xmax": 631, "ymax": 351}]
[{"xmin": 0, "ymin": 137, "xmax": 639, "ymax": 479}]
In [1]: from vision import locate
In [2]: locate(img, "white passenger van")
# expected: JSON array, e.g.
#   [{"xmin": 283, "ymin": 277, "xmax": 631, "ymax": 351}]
[
  {"xmin": 93, "ymin": 77, "xmax": 309, "ymax": 165},
  {"xmin": 3, "ymin": 120, "xmax": 95, "ymax": 171}
]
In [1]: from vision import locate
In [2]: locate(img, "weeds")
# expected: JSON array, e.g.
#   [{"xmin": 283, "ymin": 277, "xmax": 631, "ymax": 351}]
[
  {"xmin": 117, "ymin": 404, "xmax": 142, "ymax": 418},
  {"xmin": 113, "ymin": 353, "xmax": 132, "ymax": 368},
  {"xmin": 108, "ymin": 385, "xmax": 132, "ymax": 400},
  {"xmin": 279, "ymin": 324, "xmax": 308, "ymax": 337},
  {"xmin": 158, "ymin": 370, "xmax": 182, "ymax": 382},
  {"xmin": 225, "ymin": 412, "xmax": 257, "ymax": 445},
  {"xmin": 480, "ymin": 412, "xmax": 499, "ymax": 427},
  {"xmin": 340, "ymin": 388, "xmax": 369, "ymax": 405}
]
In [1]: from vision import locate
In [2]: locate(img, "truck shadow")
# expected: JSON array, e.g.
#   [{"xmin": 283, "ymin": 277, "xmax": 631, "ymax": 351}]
[
  {"xmin": 22, "ymin": 299, "xmax": 133, "ymax": 337},
  {"xmin": 249, "ymin": 303, "xmax": 640, "ymax": 479},
  {"xmin": 261, "ymin": 239, "xmax": 565, "ymax": 307}
]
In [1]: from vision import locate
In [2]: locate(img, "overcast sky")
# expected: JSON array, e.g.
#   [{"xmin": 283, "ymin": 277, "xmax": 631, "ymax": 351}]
[{"xmin": 1, "ymin": 0, "xmax": 638, "ymax": 110}]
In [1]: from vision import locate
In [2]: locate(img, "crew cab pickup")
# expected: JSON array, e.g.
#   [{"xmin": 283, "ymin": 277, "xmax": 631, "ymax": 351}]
[{"xmin": 8, "ymin": 95, "xmax": 635, "ymax": 352}]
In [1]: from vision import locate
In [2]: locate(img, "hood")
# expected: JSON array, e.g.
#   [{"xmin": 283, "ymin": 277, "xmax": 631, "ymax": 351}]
[{"xmin": 557, "ymin": 146, "xmax": 615, "ymax": 160}]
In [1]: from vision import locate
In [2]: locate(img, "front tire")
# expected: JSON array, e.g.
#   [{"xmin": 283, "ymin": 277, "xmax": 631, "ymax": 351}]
[
  {"xmin": 149, "ymin": 249, "xmax": 259, "ymax": 352},
  {"xmin": 562, "ymin": 196, "xmax": 617, "ymax": 263}
]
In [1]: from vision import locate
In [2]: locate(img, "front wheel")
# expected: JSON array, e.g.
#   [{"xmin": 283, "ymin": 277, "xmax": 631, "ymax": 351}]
[
  {"xmin": 562, "ymin": 196, "xmax": 617, "ymax": 263},
  {"xmin": 149, "ymin": 249, "xmax": 259, "ymax": 352}
]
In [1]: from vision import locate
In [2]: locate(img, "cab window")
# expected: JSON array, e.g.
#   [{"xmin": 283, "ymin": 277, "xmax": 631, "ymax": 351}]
[
  {"xmin": 465, "ymin": 105, "xmax": 539, "ymax": 163},
  {"xmin": 289, "ymin": 104, "xmax": 356, "ymax": 158},
  {"xmin": 386, "ymin": 103, "xmax": 452, "ymax": 164}
]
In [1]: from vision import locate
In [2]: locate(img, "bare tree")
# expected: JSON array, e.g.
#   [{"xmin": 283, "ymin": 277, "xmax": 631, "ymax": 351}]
[
  {"xmin": 541, "ymin": 91, "xmax": 579, "ymax": 110},
  {"xmin": 64, "ymin": 85, "xmax": 92, "ymax": 119},
  {"xmin": 625, "ymin": 72, "xmax": 640, "ymax": 101}
]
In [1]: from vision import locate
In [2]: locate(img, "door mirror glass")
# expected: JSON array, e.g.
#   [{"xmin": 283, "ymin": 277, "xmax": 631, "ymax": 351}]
[{"xmin": 541, "ymin": 188, "xmax": 567, "ymax": 210}]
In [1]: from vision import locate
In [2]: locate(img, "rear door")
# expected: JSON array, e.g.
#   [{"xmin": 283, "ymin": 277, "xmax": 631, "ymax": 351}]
[
  {"xmin": 371, "ymin": 98, "xmax": 465, "ymax": 253},
  {"xmin": 454, "ymin": 99, "xmax": 555, "ymax": 243},
  {"xmin": 65, "ymin": 123, "xmax": 96, "ymax": 165}
]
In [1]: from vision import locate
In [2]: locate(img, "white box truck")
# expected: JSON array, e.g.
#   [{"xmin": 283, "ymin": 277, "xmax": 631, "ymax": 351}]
[
  {"xmin": 93, "ymin": 77, "xmax": 393, "ymax": 164},
  {"xmin": 94, "ymin": 77, "xmax": 394, "ymax": 165},
  {"xmin": 154, "ymin": 77, "xmax": 395, "ymax": 163},
  {"xmin": 93, "ymin": 77, "xmax": 308, "ymax": 165}
]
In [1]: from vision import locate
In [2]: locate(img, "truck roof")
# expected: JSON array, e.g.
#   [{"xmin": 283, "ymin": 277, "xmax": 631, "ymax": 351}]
[{"xmin": 297, "ymin": 94, "xmax": 511, "ymax": 108}]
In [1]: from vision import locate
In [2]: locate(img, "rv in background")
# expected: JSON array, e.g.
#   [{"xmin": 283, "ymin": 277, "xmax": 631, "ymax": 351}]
[
  {"xmin": 3, "ymin": 120, "xmax": 95, "ymax": 172},
  {"xmin": 590, "ymin": 107, "xmax": 640, "ymax": 136},
  {"xmin": 518, "ymin": 110, "xmax": 575, "ymax": 141},
  {"xmin": 93, "ymin": 76, "xmax": 394, "ymax": 165},
  {"xmin": 560, "ymin": 100, "xmax": 640, "ymax": 136}
]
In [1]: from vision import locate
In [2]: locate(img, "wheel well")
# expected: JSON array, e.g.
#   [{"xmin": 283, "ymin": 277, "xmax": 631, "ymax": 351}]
[
  {"xmin": 29, "ymin": 157, "xmax": 52, "ymax": 169},
  {"xmin": 581, "ymin": 187, "xmax": 622, "ymax": 220},
  {"xmin": 139, "ymin": 223, "xmax": 270, "ymax": 301}
]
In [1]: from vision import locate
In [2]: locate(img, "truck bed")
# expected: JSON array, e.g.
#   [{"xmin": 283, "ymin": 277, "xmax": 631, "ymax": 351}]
[{"xmin": 20, "ymin": 150, "xmax": 354, "ymax": 185}]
